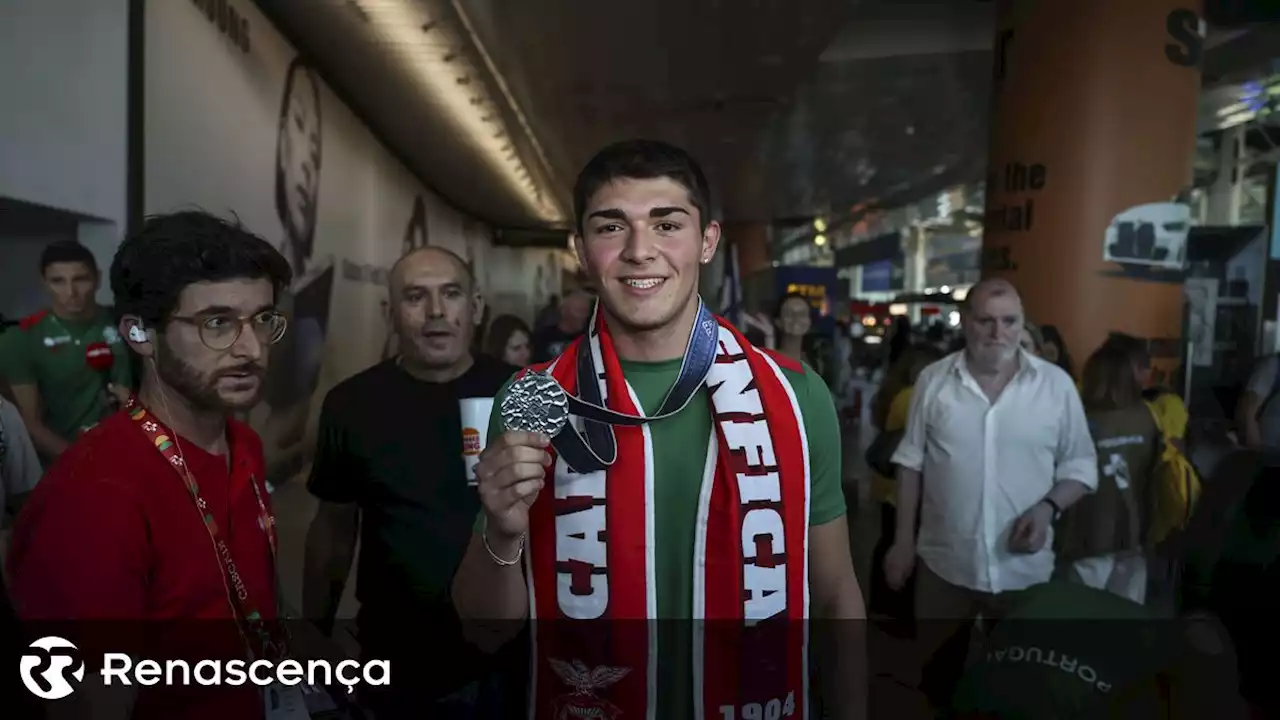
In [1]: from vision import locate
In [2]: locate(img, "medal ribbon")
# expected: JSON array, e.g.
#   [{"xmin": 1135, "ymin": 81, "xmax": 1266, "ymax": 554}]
[
  {"xmin": 125, "ymin": 396, "xmax": 285, "ymax": 662},
  {"xmin": 548, "ymin": 298, "xmax": 719, "ymax": 473}
]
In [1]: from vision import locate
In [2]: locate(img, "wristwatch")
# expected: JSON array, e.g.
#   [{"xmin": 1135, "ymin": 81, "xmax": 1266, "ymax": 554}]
[{"xmin": 1040, "ymin": 497, "xmax": 1063, "ymax": 521}]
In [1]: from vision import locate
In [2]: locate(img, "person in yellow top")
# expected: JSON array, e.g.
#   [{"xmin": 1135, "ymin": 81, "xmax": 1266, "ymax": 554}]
[{"xmin": 867, "ymin": 343, "xmax": 942, "ymax": 627}]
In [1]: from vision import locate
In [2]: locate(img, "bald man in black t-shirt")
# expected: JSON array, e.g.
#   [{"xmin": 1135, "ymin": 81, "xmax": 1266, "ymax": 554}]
[{"xmin": 302, "ymin": 247, "xmax": 517, "ymax": 718}]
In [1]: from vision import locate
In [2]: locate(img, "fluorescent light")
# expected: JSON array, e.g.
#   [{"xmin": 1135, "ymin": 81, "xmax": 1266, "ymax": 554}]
[
  {"xmin": 888, "ymin": 303, "xmax": 908, "ymax": 315},
  {"xmin": 352, "ymin": 0, "xmax": 563, "ymax": 223}
]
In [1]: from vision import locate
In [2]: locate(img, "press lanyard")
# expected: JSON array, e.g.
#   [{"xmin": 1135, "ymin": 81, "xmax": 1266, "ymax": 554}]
[
  {"xmin": 551, "ymin": 299, "xmax": 720, "ymax": 473},
  {"xmin": 125, "ymin": 396, "xmax": 286, "ymax": 662}
]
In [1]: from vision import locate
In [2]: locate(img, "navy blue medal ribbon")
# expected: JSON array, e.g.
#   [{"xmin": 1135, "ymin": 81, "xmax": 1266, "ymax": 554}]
[{"xmin": 551, "ymin": 299, "xmax": 719, "ymax": 474}]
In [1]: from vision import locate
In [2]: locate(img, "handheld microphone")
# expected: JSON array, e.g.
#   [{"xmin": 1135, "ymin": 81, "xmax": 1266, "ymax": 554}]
[{"xmin": 85, "ymin": 341, "xmax": 114, "ymax": 388}]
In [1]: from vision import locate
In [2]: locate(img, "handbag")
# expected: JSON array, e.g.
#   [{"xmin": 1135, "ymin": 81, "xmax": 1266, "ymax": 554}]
[{"xmin": 865, "ymin": 428, "xmax": 905, "ymax": 478}]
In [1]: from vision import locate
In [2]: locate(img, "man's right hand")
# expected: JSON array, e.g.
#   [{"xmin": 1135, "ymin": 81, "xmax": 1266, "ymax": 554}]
[
  {"xmin": 476, "ymin": 430, "xmax": 554, "ymax": 541},
  {"xmin": 883, "ymin": 541, "xmax": 916, "ymax": 592}
]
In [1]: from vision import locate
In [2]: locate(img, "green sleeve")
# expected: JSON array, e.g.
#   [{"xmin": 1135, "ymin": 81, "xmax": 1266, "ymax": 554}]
[
  {"xmin": 486, "ymin": 376, "xmax": 515, "ymax": 445},
  {"xmin": 792, "ymin": 362, "xmax": 846, "ymax": 526},
  {"xmin": 475, "ymin": 375, "xmax": 517, "ymax": 533},
  {"xmin": 0, "ymin": 328, "xmax": 35, "ymax": 386}
]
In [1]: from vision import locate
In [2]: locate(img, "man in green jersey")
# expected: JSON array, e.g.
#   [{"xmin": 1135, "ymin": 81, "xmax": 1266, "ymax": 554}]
[
  {"xmin": 453, "ymin": 140, "xmax": 867, "ymax": 719},
  {"xmin": 0, "ymin": 241, "xmax": 132, "ymax": 464}
]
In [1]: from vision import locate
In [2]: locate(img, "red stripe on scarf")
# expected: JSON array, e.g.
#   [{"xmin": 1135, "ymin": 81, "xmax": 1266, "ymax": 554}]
[
  {"xmin": 702, "ymin": 321, "xmax": 809, "ymax": 720},
  {"xmin": 526, "ymin": 330, "xmax": 651, "ymax": 720},
  {"xmin": 524, "ymin": 316, "xmax": 808, "ymax": 720}
]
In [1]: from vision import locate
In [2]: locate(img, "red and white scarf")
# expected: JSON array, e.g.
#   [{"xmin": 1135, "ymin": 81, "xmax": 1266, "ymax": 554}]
[{"xmin": 521, "ymin": 312, "xmax": 811, "ymax": 720}]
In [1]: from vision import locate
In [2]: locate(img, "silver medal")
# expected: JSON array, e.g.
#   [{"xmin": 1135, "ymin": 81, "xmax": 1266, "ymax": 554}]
[{"xmin": 501, "ymin": 372, "xmax": 570, "ymax": 438}]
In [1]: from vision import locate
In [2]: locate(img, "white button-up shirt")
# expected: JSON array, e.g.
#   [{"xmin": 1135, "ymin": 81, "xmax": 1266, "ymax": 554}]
[{"xmin": 891, "ymin": 349, "xmax": 1098, "ymax": 593}]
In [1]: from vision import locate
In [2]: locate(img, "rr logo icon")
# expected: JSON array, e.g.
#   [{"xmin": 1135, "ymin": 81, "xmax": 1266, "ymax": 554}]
[{"xmin": 19, "ymin": 636, "xmax": 86, "ymax": 700}]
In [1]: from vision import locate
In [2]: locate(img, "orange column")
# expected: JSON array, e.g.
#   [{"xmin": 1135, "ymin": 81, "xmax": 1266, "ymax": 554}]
[{"xmin": 981, "ymin": 0, "xmax": 1203, "ymax": 382}]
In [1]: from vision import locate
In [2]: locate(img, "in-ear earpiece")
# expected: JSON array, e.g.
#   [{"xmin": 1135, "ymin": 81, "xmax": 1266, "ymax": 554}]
[{"xmin": 128, "ymin": 325, "xmax": 148, "ymax": 343}]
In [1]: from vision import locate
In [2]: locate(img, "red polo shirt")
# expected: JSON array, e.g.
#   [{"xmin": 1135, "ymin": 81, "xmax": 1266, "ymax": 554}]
[{"xmin": 7, "ymin": 411, "xmax": 277, "ymax": 719}]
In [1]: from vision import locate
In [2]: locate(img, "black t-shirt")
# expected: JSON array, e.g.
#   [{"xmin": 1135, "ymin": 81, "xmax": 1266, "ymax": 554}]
[
  {"xmin": 308, "ymin": 355, "xmax": 515, "ymax": 615},
  {"xmin": 532, "ymin": 325, "xmax": 581, "ymax": 363}
]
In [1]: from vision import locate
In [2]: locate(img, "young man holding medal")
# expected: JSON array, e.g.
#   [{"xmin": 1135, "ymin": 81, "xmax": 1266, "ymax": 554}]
[
  {"xmin": 8, "ymin": 211, "xmax": 293, "ymax": 720},
  {"xmin": 454, "ymin": 140, "xmax": 868, "ymax": 719}
]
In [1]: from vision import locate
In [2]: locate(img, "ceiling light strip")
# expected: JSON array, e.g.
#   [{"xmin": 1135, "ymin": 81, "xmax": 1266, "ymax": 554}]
[
  {"xmin": 448, "ymin": 0, "xmax": 563, "ymax": 215},
  {"xmin": 352, "ymin": 0, "xmax": 561, "ymax": 223}
]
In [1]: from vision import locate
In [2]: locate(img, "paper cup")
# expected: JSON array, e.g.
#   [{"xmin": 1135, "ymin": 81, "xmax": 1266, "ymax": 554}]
[{"xmin": 459, "ymin": 397, "xmax": 494, "ymax": 486}]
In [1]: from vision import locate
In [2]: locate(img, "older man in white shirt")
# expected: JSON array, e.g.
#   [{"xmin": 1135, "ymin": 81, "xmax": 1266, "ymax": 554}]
[{"xmin": 882, "ymin": 278, "xmax": 1097, "ymax": 703}]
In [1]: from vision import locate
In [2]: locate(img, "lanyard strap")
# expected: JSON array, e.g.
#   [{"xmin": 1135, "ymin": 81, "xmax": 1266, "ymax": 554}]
[
  {"xmin": 550, "ymin": 299, "xmax": 719, "ymax": 473},
  {"xmin": 125, "ymin": 396, "xmax": 285, "ymax": 661}
]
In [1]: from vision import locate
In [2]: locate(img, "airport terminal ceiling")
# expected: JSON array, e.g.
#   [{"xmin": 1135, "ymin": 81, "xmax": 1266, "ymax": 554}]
[
  {"xmin": 256, "ymin": 0, "xmax": 997, "ymax": 232},
  {"xmin": 259, "ymin": 0, "xmax": 1274, "ymax": 233}
]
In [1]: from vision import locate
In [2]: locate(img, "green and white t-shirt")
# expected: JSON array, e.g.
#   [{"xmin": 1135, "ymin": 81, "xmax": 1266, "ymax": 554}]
[
  {"xmin": 0, "ymin": 309, "xmax": 132, "ymax": 442},
  {"xmin": 485, "ymin": 356, "xmax": 847, "ymax": 718}
]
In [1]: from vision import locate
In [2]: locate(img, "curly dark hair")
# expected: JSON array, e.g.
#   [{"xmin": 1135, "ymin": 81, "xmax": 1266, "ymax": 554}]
[
  {"xmin": 110, "ymin": 210, "xmax": 293, "ymax": 328},
  {"xmin": 573, "ymin": 139, "xmax": 714, "ymax": 234}
]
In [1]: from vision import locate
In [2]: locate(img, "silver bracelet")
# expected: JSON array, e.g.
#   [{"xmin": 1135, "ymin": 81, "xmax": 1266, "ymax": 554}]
[{"xmin": 483, "ymin": 528, "xmax": 526, "ymax": 567}]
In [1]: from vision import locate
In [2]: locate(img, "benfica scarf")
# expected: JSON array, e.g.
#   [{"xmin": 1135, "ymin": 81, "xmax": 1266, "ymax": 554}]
[{"xmin": 521, "ymin": 312, "xmax": 811, "ymax": 720}]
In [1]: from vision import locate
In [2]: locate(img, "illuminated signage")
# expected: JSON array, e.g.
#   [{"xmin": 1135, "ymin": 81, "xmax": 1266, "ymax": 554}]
[{"xmin": 786, "ymin": 283, "xmax": 830, "ymax": 316}]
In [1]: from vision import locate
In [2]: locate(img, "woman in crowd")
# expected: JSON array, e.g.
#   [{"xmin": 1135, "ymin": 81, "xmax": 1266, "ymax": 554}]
[
  {"xmin": 1020, "ymin": 321, "xmax": 1045, "ymax": 356},
  {"xmin": 868, "ymin": 343, "xmax": 943, "ymax": 629},
  {"xmin": 483, "ymin": 314, "xmax": 532, "ymax": 368},
  {"xmin": 773, "ymin": 292, "xmax": 833, "ymax": 383},
  {"xmin": 1039, "ymin": 324, "xmax": 1076, "ymax": 378},
  {"xmin": 1103, "ymin": 333, "xmax": 1188, "ymax": 450},
  {"xmin": 1055, "ymin": 342, "xmax": 1161, "ymax": 603}
]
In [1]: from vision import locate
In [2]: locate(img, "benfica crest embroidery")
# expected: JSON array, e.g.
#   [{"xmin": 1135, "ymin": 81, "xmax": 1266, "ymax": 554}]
[{"xmin": 549, "ymin": 658, "xmax": 630, "ymax": 720}]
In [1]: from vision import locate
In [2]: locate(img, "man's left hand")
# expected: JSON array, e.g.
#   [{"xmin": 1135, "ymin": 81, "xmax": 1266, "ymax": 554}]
[{"xmin": 1009, "ymin": 501, "xmax": 1054, "ymax": 554}]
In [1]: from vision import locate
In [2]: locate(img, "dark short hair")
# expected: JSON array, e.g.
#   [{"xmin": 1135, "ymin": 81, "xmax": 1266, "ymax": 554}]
[
  {"xmin": 40, "ymin": 241, "xmax": 98, "ymax": 276},
  {"xmin": 572, "ymin": 139, "xmax": 713, "ymax": 234},
  {"xmin": 110, "ymin": 210, "xmax": 293, "ymax": 328}
]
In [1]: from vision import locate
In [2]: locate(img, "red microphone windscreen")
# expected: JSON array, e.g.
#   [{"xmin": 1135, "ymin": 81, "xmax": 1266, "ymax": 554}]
[{"xmin": 85, "ymin": 342, "xmax": 114, "ymax": 373}]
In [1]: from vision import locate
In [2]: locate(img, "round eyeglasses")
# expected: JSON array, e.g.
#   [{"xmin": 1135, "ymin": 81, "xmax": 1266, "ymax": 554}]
[{"xmin": 168, "ymin": 310, "xmax": 289, "ymax": 351}]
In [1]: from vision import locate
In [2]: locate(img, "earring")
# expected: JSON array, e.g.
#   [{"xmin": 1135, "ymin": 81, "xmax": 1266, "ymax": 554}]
[{"xmin": 128, "ymin": 326, "xmax": 148, "ymax": 343}]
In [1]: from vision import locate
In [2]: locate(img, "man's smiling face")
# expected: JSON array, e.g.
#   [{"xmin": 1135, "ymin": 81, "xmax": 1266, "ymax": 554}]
[{"xmin": 574, "ymin": 176, "xmax": 717, "ymax": 334}]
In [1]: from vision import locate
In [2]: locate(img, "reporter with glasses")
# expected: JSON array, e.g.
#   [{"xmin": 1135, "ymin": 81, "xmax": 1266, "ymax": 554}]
[{"xmin": 8, "ymin": 211, "xmax": 295, "ymax": 720}]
